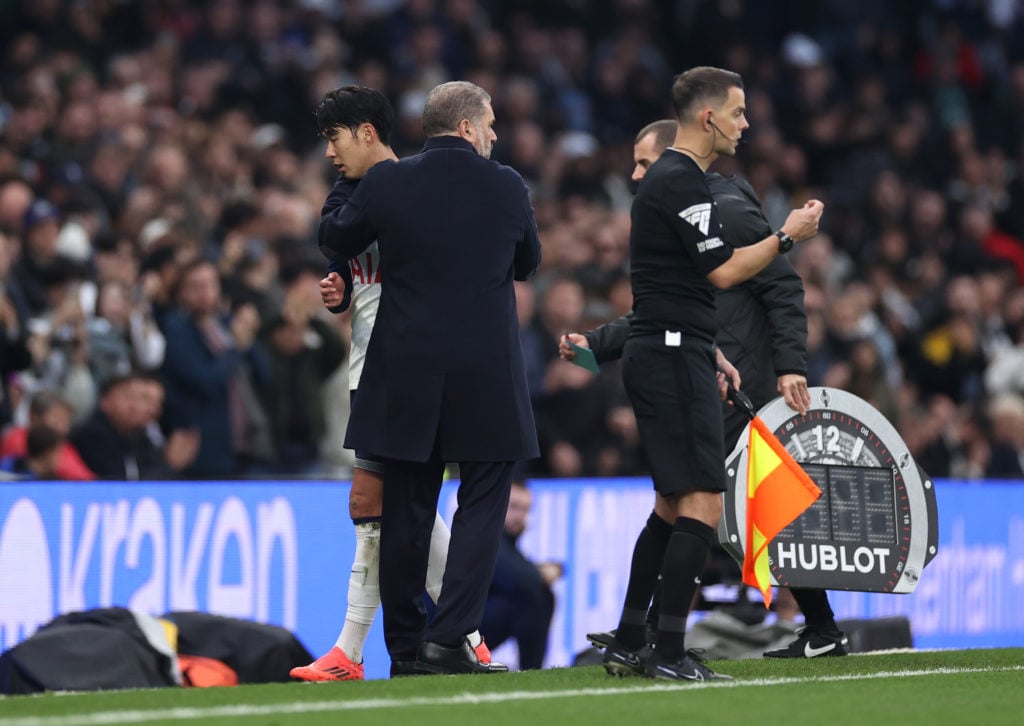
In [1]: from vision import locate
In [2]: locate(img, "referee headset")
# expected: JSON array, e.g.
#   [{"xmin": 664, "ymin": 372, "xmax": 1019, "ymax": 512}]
[
  {"xmin": 677, "ymin": 110, "xmax": 745, "ymax": 160},
  {"xmin": 707, "ymin": 112, "xmax": 744, "ymax": 145}
]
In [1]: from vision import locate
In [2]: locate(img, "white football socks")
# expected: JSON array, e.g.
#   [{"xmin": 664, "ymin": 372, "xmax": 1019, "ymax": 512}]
[
  {"xmin": 425, "ymin": 511, "xmax": 451, "ymax": 604},
  {"xmin": 335, "ymin": 521, "xmax": 381, "ymax": 663},
  {"xmin": 334, "ymin": 513, "xmax": 482, "ymax": 662}
]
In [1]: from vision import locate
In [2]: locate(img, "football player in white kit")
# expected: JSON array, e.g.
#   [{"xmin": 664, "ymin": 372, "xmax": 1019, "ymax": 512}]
[{"xmin": 291, "ymin": 86, "xmax": 495, "ymax": 682}]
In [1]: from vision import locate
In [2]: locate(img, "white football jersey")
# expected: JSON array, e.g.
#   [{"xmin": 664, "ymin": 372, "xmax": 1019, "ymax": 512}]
[{"xmin": 348, "ymin": 241, "xmax": 382, "ymax": 390}]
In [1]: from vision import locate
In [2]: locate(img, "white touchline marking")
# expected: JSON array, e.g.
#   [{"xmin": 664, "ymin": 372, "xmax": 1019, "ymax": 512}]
[{"xmin": 3, "ymin": 665, "xmax": 1021, "ymax": 726}]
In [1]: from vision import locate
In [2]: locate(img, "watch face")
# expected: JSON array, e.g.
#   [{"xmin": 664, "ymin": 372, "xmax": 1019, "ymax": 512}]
[{"xmin": 719, "ymin": 387, "xmax": 939, "ymax": 593}]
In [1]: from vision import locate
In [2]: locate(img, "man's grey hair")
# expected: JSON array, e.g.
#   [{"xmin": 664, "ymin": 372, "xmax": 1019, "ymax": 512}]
[{"xmin": 421, "ymin": 81, "xmax": 492, "ymax": 136}]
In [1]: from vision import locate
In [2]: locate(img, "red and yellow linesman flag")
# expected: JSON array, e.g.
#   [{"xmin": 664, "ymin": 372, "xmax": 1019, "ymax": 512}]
[{"xmin": 743, "ymin": 416, "xmax": 822, "ymax": 608}]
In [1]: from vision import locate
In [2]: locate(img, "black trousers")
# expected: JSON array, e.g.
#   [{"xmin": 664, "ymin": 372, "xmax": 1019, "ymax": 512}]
[{"xmin": 379, "ymin": 455, "xmax": 514, "ymax": 660}]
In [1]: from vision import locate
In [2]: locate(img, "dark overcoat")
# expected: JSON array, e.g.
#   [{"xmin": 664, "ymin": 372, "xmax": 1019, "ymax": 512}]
[{"xmin": 319, "ymin": 136, "xmax": 541, "ymax": 462}]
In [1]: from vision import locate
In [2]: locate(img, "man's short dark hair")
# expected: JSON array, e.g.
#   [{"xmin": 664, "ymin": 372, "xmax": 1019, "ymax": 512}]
[
  {"xmin": 315, "ymin": 86, "xmax": 395, "ymax": 145},
  {"xmin": 421, "ymin": 81, "xmax": 491, "ymax": 137},
  {"xmin": 26, "ymin": 424, "xmax": 62, "ymax": 459},
  {"xmin": 635, "ymin": 120, "xmax": 677, "ymax": 152},
  {"xmin": 671, "ymin": 67, "xmax": 744, "ymax": 120},
  {"xmin": 140, "ymin": 243, "xmax": 177, "ymax": 274},
  {"xmin": 100, "ymin": 371, "xmax": 160, "ymax": 398}
]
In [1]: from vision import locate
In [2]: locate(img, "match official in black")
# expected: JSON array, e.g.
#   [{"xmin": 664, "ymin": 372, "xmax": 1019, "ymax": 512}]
[
  {"xmin": 319, "ymin": 81, "xmax": 541, "ymax": 676},
  {"xmin": 597, "ymin": 67, "xmax": 823, "ymax": 681},
  {"xmin": 565, "ymin": 119, "xmax": 848, "ymax": 660}
]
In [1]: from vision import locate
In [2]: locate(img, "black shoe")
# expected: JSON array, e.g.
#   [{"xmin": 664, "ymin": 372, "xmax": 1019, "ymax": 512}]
[
  {"xmin": 586, "ymin": 630, "xmax": 616, "ymax": 650},
  {"xmin": 587, "ymin": 625, "xmax": 656, "ymax": 651},
  {"xmin": 601, "ymin": 638, "xmax": 650, "ymax": 677},
  {"xmin": 415, "ymin": 639, "xmax": 509, "ymax": 674},
  {"xmin": 645, "ymin": 650, "xmax": 733, "ymax": 682},
  {"xmin": 763, "ymin": 627, "xmax": 848, "ymax": 659},
  {"xmin": 390, "ymin": 659, "xmax": 423, "ymax": 678}
]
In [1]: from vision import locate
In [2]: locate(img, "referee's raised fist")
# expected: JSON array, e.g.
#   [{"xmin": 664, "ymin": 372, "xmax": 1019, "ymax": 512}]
[{"xmin": 781, "ymin": 199, "xmax": 825, "ymax": 242}]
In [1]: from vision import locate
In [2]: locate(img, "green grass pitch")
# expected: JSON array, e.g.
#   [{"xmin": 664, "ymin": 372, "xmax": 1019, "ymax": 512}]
[{"xmin": 1, "ymin": 649, "xmax": 1022, "ymax": 725}]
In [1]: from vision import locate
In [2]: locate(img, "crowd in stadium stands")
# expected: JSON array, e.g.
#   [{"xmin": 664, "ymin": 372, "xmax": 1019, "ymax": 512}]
[{"xmin": 0, "ymin": 0, "xmax": 1022, "ymax": 481}]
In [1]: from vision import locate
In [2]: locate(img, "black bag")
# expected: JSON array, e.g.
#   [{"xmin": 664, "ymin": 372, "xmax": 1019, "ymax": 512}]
[
  {"xmin": 163, "ymin": 611, "xmax": 312, "ymax": 684},
  {"xmin": 0, "ymin": 607, "xmax": 180, "ymax": 694}
]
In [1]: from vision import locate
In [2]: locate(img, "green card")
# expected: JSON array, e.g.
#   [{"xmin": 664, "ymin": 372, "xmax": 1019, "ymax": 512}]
[{"xmin": 567, "ymin": 339, "xmax": 600, "ymax": 373}]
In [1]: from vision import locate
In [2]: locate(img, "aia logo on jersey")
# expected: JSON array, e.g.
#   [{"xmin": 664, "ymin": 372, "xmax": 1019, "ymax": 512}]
[
  {"xmin": 679, "ymin": 203, "xmax": 712, "ymax": 235},
  {"xmin": 350, "ymin": 252, "xmax": 382, "ymax": 285}
]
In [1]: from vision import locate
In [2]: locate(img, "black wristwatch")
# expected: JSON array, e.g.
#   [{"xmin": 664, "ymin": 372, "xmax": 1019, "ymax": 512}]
[{"xmin": 775, "ymin": 230, "xmax": 794, "ymax": 253}]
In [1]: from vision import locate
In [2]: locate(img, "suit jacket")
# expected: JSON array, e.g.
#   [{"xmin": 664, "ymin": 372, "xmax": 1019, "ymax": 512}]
[{"xmin": 319, "ymin": 135, "xmax": 541, "ymax": 462}]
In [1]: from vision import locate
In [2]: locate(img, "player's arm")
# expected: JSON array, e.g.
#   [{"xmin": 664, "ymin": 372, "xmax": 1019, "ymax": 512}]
[
  {"xmin": 315, "ymin": 175, "xmax": 358, "ymax": 313},
  {"xmin": 321, "ymin": 259, "xmax": 353, "ymax": 314},
  {"xmin": 320, "ymin": 173, "xmax": 357, "ymax": 216},
  {"xmin": 317, "ymin": 165, "xmax": 386, "ymax": 262},
  {"xmin": 706, "ymin": 200, "xmax": 823, "ymax": 289}
]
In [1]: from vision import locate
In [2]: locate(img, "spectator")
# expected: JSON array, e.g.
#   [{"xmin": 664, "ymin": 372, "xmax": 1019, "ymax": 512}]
[
  {"xmin": 481, "ymin": 479, "xmax": 562, "ymax": 670},
  {"xmin": 1, "ymin": 1, "xmax": 1023, "ymax": 480},
  {"xmin": 0, "ymin": 423, "xmax": 63, "ymax": 480},
  {"xmin": 70, "ymin": 373, "xmax": 199, "ymax": 480},
  {"xmin": 21, "ymin": 261, "xmax": 97, "ymax": 422},
  {"xmin": 0, "ymin": 228, "xmax": 33, "ymax": 426},
  {"xmin": 87, "ymin": 280, "xmax": 166, "ymax": 386},
  {"xmin": 514, "ymin": 280, "xmax": 548, "ymax": 399},
  {"xmin": 258, "ymin": 261, "xmax": 346, "ymax": 476},
  {"xmin": 986, "ymin": 394, "xmax": 1024, "ymax": 478},
  {"xmin": 0, "ymin": 389, "xmax": 94, "ymax": 480},
  {"xmin": 14, "ymin": 199, "xmax": 64, "ymax": 318},
  {"xmin": 158, "ymin": 259, "xmax": 271, "ymax": 478}
]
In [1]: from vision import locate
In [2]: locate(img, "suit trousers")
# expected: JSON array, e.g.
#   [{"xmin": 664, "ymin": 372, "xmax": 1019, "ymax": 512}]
[{"xmin": 379, "ymin": 455, "xmax": 514, "ymax": 660}]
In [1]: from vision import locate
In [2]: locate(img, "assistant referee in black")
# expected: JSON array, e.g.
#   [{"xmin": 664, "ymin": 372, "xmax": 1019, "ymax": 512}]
[{"xmin": 603, "ymin": 66, "xmax": 824, "ymax": 681}]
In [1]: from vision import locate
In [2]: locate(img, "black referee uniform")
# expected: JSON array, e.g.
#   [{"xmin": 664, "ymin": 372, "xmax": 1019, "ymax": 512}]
[
  {"xmin": 625, "ymin": 149, "xmax": 734, "ymax": 496},
  {"xmin": 610, "ymin": 148, "xmax": 736, "ymax": 669}
]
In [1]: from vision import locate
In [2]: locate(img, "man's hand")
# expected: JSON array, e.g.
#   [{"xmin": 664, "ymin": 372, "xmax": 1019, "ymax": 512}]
[
  {"xmin": 715, "ymin": 349, "xmax": 741, "ymax": 402},
  {"xmin": 780, "ymin": 199, "xmax": 825, "ymax": 242},
  {"xmin": 778, "ymin": 373, "xmax": 811, "ymax": 416},
  {"xmin": 320, "ymin": 272, "xmax": 345, "ymax": 309},
  {"xmin": 230, "ymin": 303, "xmax": 260, "ymax": 350},
  {"xmin": 219, "ymin": 231, "xmax": 246, "ymax": 274},
  {"xmin": 537, "ymin": 562, "xmax": 564, "ymax": 587},
  {"xmin": 164, "ymin": 428, "xmax": 201, "ymax": 471},
  {"xmin": 558, "ymin": 333, "xmax": 588, "ymax": 361},
  {"xmin": 548, "ymin": 441, "xmax": 582, "ymax": 477}
]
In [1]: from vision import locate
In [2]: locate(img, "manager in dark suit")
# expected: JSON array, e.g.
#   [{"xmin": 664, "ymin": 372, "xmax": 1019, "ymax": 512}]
[{"xmin": 318, "ymin": 81, "xmax": 541, "ymax": 676}]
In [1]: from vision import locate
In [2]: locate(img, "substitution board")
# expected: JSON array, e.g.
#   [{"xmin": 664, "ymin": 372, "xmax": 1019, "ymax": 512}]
[{"xmin": 719, "ymin": 387, "xmax": 939, "ymax": 592}]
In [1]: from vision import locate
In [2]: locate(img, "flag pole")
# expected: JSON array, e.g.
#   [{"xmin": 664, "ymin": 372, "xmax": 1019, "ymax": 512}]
[
  {"xmin": 722, "ymin": 377, "xmax": 757, "ymax": 607},
  {"xmin": 724, "ymin": 376, "xmax": 822, "ymax": 608}
]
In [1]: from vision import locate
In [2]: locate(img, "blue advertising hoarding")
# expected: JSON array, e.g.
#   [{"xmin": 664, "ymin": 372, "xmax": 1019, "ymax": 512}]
[{"xmin": 2, "ymin": 478, "xmax": 1022, "ymax": 680}]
